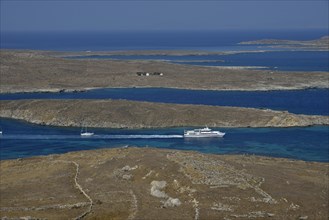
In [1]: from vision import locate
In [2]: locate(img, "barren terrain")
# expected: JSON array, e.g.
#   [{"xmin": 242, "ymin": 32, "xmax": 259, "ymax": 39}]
[
  {"xmin": 1, "ymin": 147, "xmax": 328, "ymax": 220},
  {"xmin": 1, "ymin": 50, "xmax": 328, "ymax": 93}
]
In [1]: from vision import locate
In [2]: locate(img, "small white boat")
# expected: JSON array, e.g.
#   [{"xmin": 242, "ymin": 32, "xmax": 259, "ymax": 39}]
[
  {"xmin": 80, "ymin": 127, "xmax": 94, "ymax": 136},
  {"xmin": 0, "ymin": 131, "xmax": 2, "ymax": 135},
  {"xmin": 184, "ymin": 127, "xmax": 225, "ymax": 138}
]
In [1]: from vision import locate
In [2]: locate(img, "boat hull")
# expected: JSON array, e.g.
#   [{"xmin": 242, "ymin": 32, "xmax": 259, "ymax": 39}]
[
  {"xmin": 81, "ymin": 132, "xmax": 94, "ymax": 137},
  {"xmin": 184, "ymin": 133, "xmax": 225, "ymax": 138}
]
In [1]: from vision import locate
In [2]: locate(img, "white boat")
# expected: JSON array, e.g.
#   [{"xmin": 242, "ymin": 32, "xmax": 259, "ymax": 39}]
[
  {"xmin": 0, "ymin": 131, "xmax": 2, "ymax": 135},
  {"xmin": 80, "ymin": 127, "xmax": 94, "ymax": 136},
  {"xmin": 184, "ymin": 127, "xmax": 225, "ymax": 138}
]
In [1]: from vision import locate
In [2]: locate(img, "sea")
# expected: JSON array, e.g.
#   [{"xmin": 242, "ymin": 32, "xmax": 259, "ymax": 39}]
[
  {"xmin": 0, "ymin": 88, "xmax": 328, "ymax": 116},
  {"xmin": 1, "ymin": 118, "xmax": 328, "ymax": 162},
  {"xmin": 0, "ymin": 29, "xmax": 328, "ymax": 161},
  {"xmin": 1, "ymin": 29, "xmax": 328, "ymax": 51},
  {"xmin": 68, "ymin": 51, "xmax": 329, "ymax": 72}
]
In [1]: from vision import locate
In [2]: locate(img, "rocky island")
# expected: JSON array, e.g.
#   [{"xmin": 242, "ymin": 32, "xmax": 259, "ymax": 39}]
[
  {"xmin": 1, "ymin": 50, "xmax": 328, "ymax": 93},
  {"xmin": 1, "ymin": 99, "xmax": 328, "ymax": 128}
]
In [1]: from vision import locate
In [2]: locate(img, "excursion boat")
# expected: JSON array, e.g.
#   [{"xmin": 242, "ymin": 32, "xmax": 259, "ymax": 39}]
[
  {"xmin": 184, "ymin": 127, "xmax": 225, "ymax": 138},
  {"xmin": 80, "ymin": 127, "xmax": 94, "ymax": 137}
]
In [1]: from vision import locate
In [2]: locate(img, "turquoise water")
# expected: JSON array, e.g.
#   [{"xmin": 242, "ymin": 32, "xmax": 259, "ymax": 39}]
[
  {"xmin": 1, "ymin": 88, "xmax": 328, "ymax": 115},
  {"xmin": 0, "ymin": 118, "xmax": 328, "ymax": 162}
]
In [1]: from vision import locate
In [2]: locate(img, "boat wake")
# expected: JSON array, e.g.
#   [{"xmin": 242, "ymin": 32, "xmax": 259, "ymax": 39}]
[
  {"xmin": 99, "ymin": 135, "xmax": 183, "ymax": 139},
  {"xmin": 1, "ymin": 134, "xmax": 184, "ymax": 140}
]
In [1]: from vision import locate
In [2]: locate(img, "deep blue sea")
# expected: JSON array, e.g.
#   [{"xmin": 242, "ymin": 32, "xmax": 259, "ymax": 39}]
[
  {"xmin": 2, "ymin": 30, "xmax": 328, "ymax": 71},
  {"xmin": 1, "ymin": 88, "xmax": 328, "ymax": 115},
  {"xmin": 69, "ymin": 51, "xmax": 329, "ymax": 72},
  {"xmin": 1, "ymin": 29, "xmax": 328, "ymax": 51},
  {"xmin": 0, "ymin": 118, "xmax": 328, "ymax": 162}
]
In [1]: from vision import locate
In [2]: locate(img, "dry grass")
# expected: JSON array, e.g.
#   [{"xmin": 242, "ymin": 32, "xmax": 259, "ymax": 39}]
[{"xmin": 1, "ymin": 147, "xmax": 328, "ymax": 219}]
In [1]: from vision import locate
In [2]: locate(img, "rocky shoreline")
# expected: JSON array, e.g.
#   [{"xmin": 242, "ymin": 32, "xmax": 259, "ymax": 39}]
[
  {"xmin": 1, "ymin": 99, "xmax": 328, "ymax": 128},
  {"xmin": 1, "ymin": 147, "xmax": 328, "ymax": 219},
  {"xmin": 1, "ymin": 85, "xmax": 328, "ymax": 95}
]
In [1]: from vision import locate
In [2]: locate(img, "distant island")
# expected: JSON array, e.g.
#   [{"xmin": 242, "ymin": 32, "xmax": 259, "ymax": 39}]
[
  {"xmin": 1, "ymin": 50, "xmax": 328, "ymax": 94},
  {"xmin": 239, "ymin": 36, "xmax": 329, "ymax": 50}
]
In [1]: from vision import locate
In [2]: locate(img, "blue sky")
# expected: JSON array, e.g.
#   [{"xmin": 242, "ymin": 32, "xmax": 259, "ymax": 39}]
[{"xmin": 1, "ymin": 0, "xmax": 328, "ymax": 31}]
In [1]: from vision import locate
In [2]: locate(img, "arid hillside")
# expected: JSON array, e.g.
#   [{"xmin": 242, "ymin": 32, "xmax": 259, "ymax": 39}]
[{"xmin": 1, "ymin": 147, "xmax": 328, "ymax": 219}]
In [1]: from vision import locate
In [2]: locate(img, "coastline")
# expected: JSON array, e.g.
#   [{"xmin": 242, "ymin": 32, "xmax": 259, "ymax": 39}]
[{"xmin": 1, "ymin": 84, "xmax": 329, "ymax": 95}]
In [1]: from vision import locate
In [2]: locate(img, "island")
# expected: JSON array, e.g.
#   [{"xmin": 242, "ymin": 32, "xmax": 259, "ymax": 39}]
[
  {"xmin": 1, "ymin": 50, "xmax": 328, "ymax": 93},
  {"xmin": 239, "ymin": 36, "xmax": 329, "ymax": 50},
  {"xmin": 1, "ymin": 99, "xmax": 328, "ymax": 128}
]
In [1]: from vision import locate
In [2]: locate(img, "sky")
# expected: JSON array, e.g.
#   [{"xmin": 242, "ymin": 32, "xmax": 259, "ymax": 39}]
[{"xmin": 1, "ymin": 0, "xmax": 328, "ymax": 32}]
